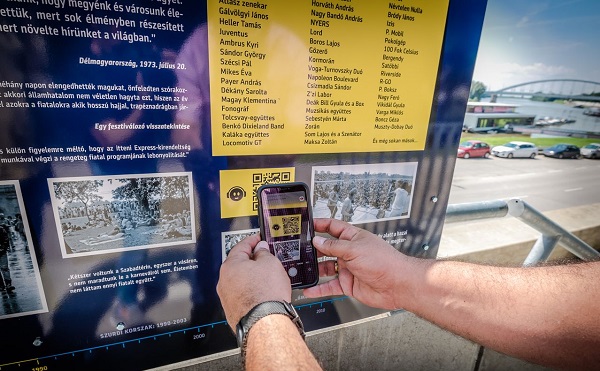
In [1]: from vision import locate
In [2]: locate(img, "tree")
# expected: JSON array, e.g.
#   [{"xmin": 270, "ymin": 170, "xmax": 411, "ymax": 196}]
[
  {"xmin": 161, "ymin": 176, "xmax": 191, "ymax": 214},
  {"xmin": 469, "ymin": 80, "xmax": 487, "ymax": 101},
  {"xmin": 53, "ymin": 180, "xmax": 103, "ymax": 222},
  {"xmin": 113, "ymin": 177, "xmax": 161, "ymax": 214},
  {"xmin": 112, "ymin": 176, "xmax": 190, "ymax": 215},
  {"xmin": 162, "ymin": 176, "xmax": 190, "ymax": 202}
]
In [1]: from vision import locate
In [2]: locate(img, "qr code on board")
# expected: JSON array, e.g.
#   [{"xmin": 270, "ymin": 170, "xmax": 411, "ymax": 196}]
[
  {"xmin": 282, "ymin": 216, "xmax": 300, "ymax": 235},
  {"xmin": 252, "ymin": 171, "xmax": 292, "ymax": 211},
  {"xmin": 273, "ymin": 239, "xmax": 301, "ymax": 262}
]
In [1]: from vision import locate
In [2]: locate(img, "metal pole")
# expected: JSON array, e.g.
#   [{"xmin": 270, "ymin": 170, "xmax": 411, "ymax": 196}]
[
  {"xmin": 507, "ymin": 198, "xmax": 600, "ymax": 261},
  {"xmin": 523, "ymin": 234, "xmax": 561, "ymax": 266},
  {"xmin": 445, "ymin": 199, "xmax": 508, "ymax": 224}
]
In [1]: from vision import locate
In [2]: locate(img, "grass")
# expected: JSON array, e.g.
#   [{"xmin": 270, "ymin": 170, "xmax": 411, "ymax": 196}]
[{"xmin": 460, "ymin": 133, "xmax": 599, "ymax": 149}]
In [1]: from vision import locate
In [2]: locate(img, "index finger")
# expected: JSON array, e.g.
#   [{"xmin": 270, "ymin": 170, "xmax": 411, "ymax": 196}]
[{"xmin": 226, "ymin": 233, "xmax": 261, "ymax": 261}]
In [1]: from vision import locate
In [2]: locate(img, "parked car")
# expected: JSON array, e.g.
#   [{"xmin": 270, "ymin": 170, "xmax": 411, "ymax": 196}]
[
  {"xmin": 580, "ymin": 143, "xmax": 600, "ymax": 159},
  {"xmin": 491, "ymin": 141, "xmax": 538, "ymax": 158},
  {"xmin": 542, "ymin": 144, "xmax": 581, "ymax": 159},
  {"xmin": 457, "ymin": 140, "xmax": 491, "ymax": 159}
]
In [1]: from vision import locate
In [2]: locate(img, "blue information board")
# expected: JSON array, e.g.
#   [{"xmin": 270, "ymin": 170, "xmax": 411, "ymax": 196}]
[{"xmin": 0, "ymin": 1, "xmax": 486, "ymax": 369}]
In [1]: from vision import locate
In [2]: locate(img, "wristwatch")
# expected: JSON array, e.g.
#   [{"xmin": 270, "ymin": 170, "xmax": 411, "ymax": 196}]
[{"xmin": 236, "ymin": 301, "xmax": 305, "ymax": 362}]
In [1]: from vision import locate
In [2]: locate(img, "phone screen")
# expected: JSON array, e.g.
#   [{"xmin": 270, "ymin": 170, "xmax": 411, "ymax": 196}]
[{"xmin": 258, "ymin": 183, "xmax": 318, "ymax": 288}]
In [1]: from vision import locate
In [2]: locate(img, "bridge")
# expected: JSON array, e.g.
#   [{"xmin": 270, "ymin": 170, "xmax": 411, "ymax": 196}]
[{"xmin": 486, "ymin": 79, "xmax": 600, "ymax": 102}]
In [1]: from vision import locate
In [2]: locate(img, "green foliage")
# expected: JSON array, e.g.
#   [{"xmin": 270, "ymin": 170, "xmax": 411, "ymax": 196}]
[
  {"xmin": 469, "ymin": 81, "xmax": 487, "ymax": 101},
  {"xmin": 460, "ymin": 133, "xmax": 598, "ymax": 149}
]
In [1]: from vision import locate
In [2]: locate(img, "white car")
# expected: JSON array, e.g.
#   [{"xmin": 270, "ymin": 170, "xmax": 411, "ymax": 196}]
[
  {"xmin": 492, "ymin": 141, "xmax": 538, "ymax": 158},
  {"xmin": 580, "ymin": 143, "xmax": 600, "ymax": 159}
]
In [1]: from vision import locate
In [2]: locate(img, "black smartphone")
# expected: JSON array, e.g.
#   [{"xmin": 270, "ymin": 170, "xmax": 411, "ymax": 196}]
[{"xmin": 257, "ymin": 182, "xmax": 319, "ymax": 289}]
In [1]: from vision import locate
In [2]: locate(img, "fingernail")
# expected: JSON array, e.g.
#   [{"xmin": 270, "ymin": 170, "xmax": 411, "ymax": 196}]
[
  {"xmin": 313, "ymin": 236, "xmax": 327, "ymax": 246},
  {"xmin": 254, "ymin": 241, "xmax": 269, "ymax": 251}
]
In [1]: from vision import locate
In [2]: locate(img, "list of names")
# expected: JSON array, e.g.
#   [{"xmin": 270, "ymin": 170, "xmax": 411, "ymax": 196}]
[{"xmin": 208, "ymin": 0, "xmax": 449, "ymax": 156}]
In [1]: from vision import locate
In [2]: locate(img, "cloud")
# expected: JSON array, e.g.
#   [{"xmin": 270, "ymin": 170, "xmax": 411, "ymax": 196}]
[
  {"xmin": 498, "ymin": 62, "xmax": 575, "ymax": 80},
  {"xmin": 474, "ymin": 61, "xmax": 577, "ymax": 90},
  {"xmin": 516, "ymin": 16, "xmax": 529, "ymax": 28}
]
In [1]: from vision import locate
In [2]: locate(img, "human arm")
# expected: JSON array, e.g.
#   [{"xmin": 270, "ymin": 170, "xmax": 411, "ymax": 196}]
[
  {"xmin": 303, "ymin": 218, "xmax": 600, "ymax": 370},
  {"xmin": 412, "ymin": 258, "xmax": 600, "ymax": 370},
  {"xmin": 217, "ymin": 234, "xmax": 321, "ymax": 370},
  {"xmin": 245, "ymin": 313, "xmax": 320, "ymax": 371}
]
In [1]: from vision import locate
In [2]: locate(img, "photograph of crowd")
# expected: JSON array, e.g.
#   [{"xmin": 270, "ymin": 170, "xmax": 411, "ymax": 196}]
[
  {"xmin": 311, "ymin": 162, "xmax": 418, "ymax": 224},
  {"xmin": 0, "ymin": 181, "xmax": 48, "ymax": 319},
  {"xmin": 221, "ymin": 228, "xmax": 259, "ymax": 261},
  {"xmin": 48, "ymin": 173, "xmax": 195, "ymax": 258}
]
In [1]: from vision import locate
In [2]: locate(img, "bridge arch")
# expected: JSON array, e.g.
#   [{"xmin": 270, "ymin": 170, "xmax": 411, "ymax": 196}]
[{"xmin": 492, "ymin": 79, "xmax": 600, "ymax": 93}]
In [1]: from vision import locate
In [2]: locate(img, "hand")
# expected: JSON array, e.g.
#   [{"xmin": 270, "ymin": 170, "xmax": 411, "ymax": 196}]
[
  {"xmin": 303, "ymin": 218, "xmax": 414, "ymax": 310},
  {"xmin": 217, "ymin": 234, "xmax": 292, "ymax": 331}
]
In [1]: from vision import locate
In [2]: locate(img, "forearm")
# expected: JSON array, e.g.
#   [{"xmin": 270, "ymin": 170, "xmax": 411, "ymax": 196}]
[
  {"xmin": 245, "ymin": 314, "xmax": 321, "ymax": 371},
  {"xmin": 403, "ymin": 259, "xmax": 600, "ymax": 369}
]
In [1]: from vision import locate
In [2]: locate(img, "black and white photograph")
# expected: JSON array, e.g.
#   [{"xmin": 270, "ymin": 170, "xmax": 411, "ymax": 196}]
[
  {"xmin": 311, "ymin": 162, "xmax": 418, "ymax": 223},
  {"xmin": 48, "ymin": 173, "xmax": 196, "ymax": 258},
  {"xmin": 273, "ymin": 240, "xmax": 301, "ymax": 263},
  {"xmin": 221, "ymin": 228, "xmax": 259, "ymax": 261},
  {"xmin": 0, "ymin": 181, "xmax": 48, "ymax": 319}
]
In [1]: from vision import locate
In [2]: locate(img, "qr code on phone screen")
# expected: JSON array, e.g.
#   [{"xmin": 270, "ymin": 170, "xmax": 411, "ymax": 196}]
[
  {"xmin": 273, "ymin": 240, "xmax": 301, "ymax": 262},
  {"xmin": 282, "ymin": 216, "xmax": 300, "ymax": 235}
]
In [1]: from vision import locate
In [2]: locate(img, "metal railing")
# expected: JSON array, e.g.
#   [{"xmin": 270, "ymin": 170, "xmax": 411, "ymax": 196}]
[
  {"xmin": 445, "ymin": 198, "xmax": 599, "ymax": 371},
  {"xmin": 445, "ymin": 198, "xmax": 600, "ymax": 265}
]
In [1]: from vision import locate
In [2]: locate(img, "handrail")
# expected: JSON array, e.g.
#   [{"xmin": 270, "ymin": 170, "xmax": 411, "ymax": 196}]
[
  {"xmin": 445, "ymin": 198, "xmax": 600, "ymax": 264},
  {"xmin": 445, "ymin": 199, "xmax": 508, "ymax": 224}
]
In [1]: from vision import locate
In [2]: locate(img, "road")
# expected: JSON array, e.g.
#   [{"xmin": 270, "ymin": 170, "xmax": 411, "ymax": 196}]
[{"xmin": 448, "ymin": 155, "xmax": 600, "ymax": 212}]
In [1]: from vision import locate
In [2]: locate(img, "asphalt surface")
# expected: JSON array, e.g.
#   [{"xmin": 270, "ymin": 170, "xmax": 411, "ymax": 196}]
[{"xmin": 448, "ymin": 154, "xmax": 600, "ymax": 212}]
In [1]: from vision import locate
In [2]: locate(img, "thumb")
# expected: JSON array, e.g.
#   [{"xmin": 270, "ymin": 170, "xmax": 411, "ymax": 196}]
[
  {"xmin": 313, "ymin": 235, "xmax": 350, "ymax": 259},
  {"xmin": 252, "ymin": 241, "xmax": 271, "ymax": 259}
]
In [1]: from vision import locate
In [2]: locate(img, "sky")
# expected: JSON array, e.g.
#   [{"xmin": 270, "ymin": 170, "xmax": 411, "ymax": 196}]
[{"xmin": 472, "ymin": 0, "xmax": 600, "ymax": 92}]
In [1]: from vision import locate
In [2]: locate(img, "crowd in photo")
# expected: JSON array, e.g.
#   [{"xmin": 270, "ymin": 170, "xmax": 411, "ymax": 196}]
[
  {"xmin": 59, "ymin": 198, "xmax": 193, "ymax": 247},
  {"xmin": 313, "ymin": 172, "xmax": 413, "ymax": 221},
  {"xmin": 0, "ymin": 212, "xmax": 26, "ymax": 292},
  {"xmin": 0, "ymin": 213, "xmax": 26, "ymax": 247}
]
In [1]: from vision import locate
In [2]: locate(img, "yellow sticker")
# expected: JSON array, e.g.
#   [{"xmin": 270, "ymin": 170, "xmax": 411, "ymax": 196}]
[{"xmin": 220, "ymin": 167, "xmax": 295, "ymax": 218}]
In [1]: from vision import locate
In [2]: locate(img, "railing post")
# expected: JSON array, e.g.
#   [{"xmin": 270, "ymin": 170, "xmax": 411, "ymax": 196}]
[
  {"xmin": 523, "ymin": 234, "xmax": 561, "ymax": 266},
  {"xmin": 507, "ymin": 198, "xmax": 600, "ymax": 261}
]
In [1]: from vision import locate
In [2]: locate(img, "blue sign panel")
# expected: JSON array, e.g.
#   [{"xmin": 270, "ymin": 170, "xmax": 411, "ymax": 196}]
[{"xmin": 0, "ymin": 1, "xmax": 486, "ymax": 369}]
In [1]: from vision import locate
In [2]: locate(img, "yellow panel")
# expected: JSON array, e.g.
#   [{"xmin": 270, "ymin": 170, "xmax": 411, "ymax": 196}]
[{"xmin": 208, "ymin": 0, "xmax": 449, "ymax": 155}]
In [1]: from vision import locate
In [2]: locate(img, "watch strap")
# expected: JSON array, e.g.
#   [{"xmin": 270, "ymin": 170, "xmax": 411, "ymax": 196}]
[{"xmin": 236, "ymin": 301, "xmax": 305, "ymax": 363}]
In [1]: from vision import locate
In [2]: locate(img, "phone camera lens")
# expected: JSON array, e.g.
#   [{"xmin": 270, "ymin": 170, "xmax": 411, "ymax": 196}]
[{"xmin": 273, "ymin": 224, "xmax": 280, "ymax": 230}]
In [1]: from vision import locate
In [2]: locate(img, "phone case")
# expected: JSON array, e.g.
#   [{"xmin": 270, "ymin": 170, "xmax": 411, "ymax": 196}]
[{"xmin": 257, "ymin": 182, "xmax": 319, "ymax": 289}]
